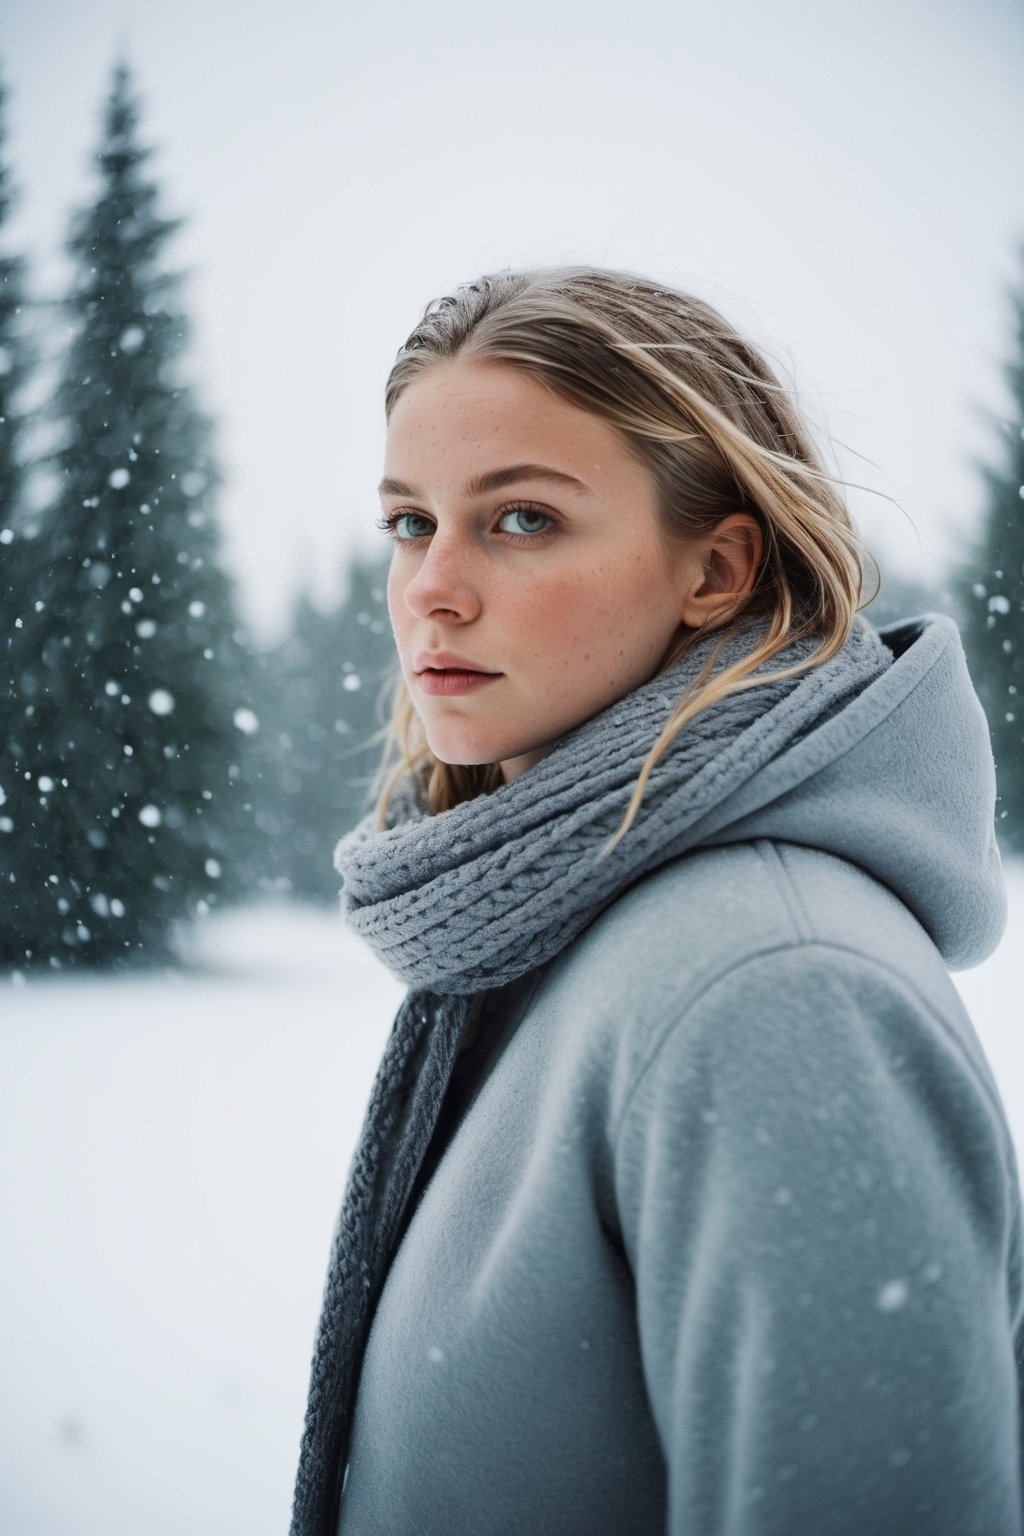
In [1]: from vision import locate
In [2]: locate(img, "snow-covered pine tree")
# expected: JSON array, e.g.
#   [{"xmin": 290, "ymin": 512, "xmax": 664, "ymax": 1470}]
[
  {"xmin": 0, "ymin": 66, "xmax": 32, "ymax": 536},
  {"xmin": 0, "ymin": 65, "xmax": 39, "ymax": 931},
  {"xmin": 0, "ymin": 62, "xmax": 256, "ymax": 969},
  {"xmin": 956, "ymin": 246, "xmax": 1024, "ymax": 856}
]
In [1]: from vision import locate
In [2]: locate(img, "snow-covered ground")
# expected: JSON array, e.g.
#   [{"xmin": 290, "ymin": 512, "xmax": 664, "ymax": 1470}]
[{"xmin": 1, "ymin": 869, "xmax": 1021, "ymax": 1536}]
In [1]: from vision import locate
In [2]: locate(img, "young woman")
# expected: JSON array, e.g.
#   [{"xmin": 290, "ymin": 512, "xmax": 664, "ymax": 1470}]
[{"xmin": 291, "ymin": 267, "xmax": 1023, "ymax": 1536}]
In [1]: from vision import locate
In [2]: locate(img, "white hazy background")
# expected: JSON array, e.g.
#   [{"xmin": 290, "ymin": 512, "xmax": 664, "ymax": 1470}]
[{"xmin": 2, "ymin": 2, "xmax": 1023, "ymax": 1533}]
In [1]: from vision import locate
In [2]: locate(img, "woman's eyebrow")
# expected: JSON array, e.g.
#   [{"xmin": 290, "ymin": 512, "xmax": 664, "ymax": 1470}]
[{"xmin": 377, "ymin": 464, "xmax": 590, "ymax": 499}]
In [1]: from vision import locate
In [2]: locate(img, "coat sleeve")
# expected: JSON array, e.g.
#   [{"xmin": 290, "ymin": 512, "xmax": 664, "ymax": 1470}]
[{"xmin": 612, "ymin": 943, "xmax": 1024, "ymax": 1536}]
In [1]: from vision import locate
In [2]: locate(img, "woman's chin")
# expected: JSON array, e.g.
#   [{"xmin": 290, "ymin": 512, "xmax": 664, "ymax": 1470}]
[
  {"xmin": 425, "ymin": 728, "xmax": 547, "ymax": 774},
  {"xmin": 428, "ymin": 741, "xmax": 506, "ymax": 768}
]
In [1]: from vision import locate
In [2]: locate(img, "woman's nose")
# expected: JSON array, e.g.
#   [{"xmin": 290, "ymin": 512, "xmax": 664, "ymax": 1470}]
[{"xmin": 401, "ymin": 533, "xmax": 482, "ymax": 622}]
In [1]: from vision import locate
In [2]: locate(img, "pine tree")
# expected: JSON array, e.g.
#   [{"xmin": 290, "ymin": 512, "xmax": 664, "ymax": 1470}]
[
  {"xmin": 956, "ymin": 247, "xmax": 1024, "ymax": 855},
  {"xmin": 0, "ymin": 66, "xmax": 32, "ymax": 536},
  {"xmin": 0, "ymin": 65, "xmax": 37, "ymax": 906},
  {"xmin": 254, "ymin": 551, "xmax": 393, "ymax": 902},
  {"xmin": 0, "ymin": 62, "xmax": 256, "ymax": 969}
]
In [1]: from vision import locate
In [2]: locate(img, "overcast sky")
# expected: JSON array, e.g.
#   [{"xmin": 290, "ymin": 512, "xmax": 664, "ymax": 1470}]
[{"xmin": 3, "ymin": 0, "xmax": 1022, "ymax": 641}]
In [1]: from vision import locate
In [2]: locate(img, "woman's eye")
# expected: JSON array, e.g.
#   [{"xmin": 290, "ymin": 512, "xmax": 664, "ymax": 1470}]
[
  {"xmin": 388, "ymin": 512, "xmax": 434, "ymax": 541},
  {"xmin": 497, "ymin": 506, "xmax": 552, "ymax": 536}
]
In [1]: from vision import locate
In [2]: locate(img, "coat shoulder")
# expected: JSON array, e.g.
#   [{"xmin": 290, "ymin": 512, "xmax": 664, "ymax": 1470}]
[
  {"xmin": 551, "ymin": 837, "xmax": 962, "ymax": 1028},
  {"xmin": 531, "ymin": 839, "xmax": 998, "ymax": 1153}
]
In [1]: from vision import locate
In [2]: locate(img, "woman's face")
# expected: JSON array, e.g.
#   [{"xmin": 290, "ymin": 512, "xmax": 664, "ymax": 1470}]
[{"xmin": 380, "ymin": 357, "xmax": 708, "ymax": 781}]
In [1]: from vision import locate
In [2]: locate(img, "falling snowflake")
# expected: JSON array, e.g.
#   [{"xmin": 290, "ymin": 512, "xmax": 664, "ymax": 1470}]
[
  {"xmin": 233, "ymin": 707, "xmax": 259, "ymax": 734},
  {"xmin": 108, "ymin": 467, "xmax": 131, "ymax": 490},
  {"xmin": 148, "ymin": 689, "xmax": 175, "ymax": 716},
  {"xmin": 138, "ymin": 804, "xmax": 162, "ymax": 828},
  {"xmin": 876, "ymin": 1278, "xmax": 909, "ymax": 1312}
]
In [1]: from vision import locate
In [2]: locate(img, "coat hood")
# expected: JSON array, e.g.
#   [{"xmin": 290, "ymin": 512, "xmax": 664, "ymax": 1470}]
[{"xmin": 690, "ymin": 614, "xmax": 1006, "ymax": 969}]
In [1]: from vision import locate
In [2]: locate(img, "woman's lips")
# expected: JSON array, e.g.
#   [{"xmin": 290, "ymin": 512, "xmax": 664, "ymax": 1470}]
[{"xmin": 415, "ymin": 668, "xmax": 501, "ymax": 696}]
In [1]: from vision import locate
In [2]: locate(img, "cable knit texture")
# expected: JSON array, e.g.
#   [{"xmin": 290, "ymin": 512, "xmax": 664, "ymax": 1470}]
[
  {"xmin": 289, "ymin": 616, "xmax": 893, "ymax": 1536},
  {"xmin": 331, "ymin": 618, "xmax": 891, "ymax": 994}
]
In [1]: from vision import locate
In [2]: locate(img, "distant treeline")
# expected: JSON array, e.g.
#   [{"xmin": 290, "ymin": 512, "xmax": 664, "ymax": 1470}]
[{"xmin": 0, "ymin": 60, "xmax": 1020, "ymax": 973}]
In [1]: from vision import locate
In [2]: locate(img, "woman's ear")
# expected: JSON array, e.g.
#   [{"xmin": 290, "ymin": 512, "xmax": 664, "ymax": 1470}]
[{"xmin": 678, "ymin": 513, "xmax": 764, "ymax": 630}]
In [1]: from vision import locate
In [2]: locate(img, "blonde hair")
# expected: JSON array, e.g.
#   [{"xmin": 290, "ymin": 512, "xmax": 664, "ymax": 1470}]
[{"xmin": 375, "ymin": 265, "xmax": 871, "ymax": 849}]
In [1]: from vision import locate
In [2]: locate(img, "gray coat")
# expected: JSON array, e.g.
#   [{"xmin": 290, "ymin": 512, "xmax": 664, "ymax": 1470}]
[{"xmin": 336, "ymin": 619, "xmax": 1024, "ymax": 1535}]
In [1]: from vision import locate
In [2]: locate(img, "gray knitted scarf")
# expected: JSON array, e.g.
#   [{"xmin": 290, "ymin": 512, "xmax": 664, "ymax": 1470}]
[{"xmin": 290, "ymin": 615, "xmax": 892, "ymax": 1536}]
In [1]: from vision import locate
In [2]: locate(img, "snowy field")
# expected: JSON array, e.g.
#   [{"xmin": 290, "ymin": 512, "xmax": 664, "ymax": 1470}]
[{"xmin": 1, "ymin": 867, "xmax": 1021, "ymax": 1536}]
